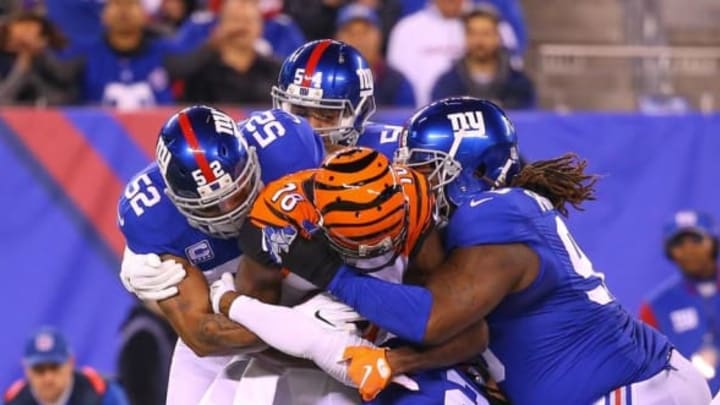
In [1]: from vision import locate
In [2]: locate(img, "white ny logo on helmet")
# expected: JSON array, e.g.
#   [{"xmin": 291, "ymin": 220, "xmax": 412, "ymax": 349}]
[
  {"xmin": 447, "ymin": 111, "xmax": 486, "ymax": 137},
  {"xmin": 446, "ymin": 111, "xmax": 486, "ymax": 158}
]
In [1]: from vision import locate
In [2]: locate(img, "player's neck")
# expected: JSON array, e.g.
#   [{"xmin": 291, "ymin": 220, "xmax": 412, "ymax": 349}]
[{"xmin": 220, "ymin": 46, "xmax": 256, "ymax": 72}]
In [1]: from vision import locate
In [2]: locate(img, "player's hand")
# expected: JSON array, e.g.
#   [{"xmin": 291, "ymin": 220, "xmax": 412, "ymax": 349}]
[
  {"xmin": 120, "ymin": 247, "xmax": 186, "ymax": 300},
  {"xmin": 209, "ymin": 272, "xmax": 236, "ymax": 314},
  {"xmin": 343, "ymin": 346, "xmax": 419, "ymax": 401}
]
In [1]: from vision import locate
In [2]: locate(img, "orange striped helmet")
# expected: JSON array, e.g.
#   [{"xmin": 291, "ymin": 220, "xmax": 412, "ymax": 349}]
[{"xmin": 312, "ymin": 147, "xmax": 409, "ymax": 269}]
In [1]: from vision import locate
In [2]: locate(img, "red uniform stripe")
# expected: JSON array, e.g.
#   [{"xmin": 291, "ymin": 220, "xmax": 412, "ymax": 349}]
[
  {"xmin": 301, "ymin": 39, "xmax": 333, "ymax": 87},
  {"xmin": 1, "ymin": 108, "xmax": 125, "ymax": 256},
  {"xmin": 614, "ymin": 387, "xmax": 622, "ymax": 404},
  {"xmin": 178, "ymin": 112, "xmax": 216, "ymax": 183}
]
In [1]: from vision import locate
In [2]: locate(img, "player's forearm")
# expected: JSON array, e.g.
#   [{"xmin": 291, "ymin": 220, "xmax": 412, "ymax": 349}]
[
  {"xmin": 387, "ymin": 319, "xmax": 489, "ymax": 375},
  {"xmin": 159, "ymin": 294, "xmax": 263, "ymax": 356},
  {"xmin": 192, "ymin": 313, "xmax": 263, "ymax": 356}
]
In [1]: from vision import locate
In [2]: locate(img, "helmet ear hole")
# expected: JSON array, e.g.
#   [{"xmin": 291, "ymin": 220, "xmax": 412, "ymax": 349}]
[{"xmin": 219, "ymin": 144, "xmax": 228, "ymax": 157}]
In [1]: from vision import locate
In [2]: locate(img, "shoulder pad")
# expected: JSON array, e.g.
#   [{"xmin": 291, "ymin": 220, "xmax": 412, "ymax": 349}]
[
  {"xmin": 243, "ymin": 109, "xmax": 324, "ymax": 183},
  {"xmin": 250, "ymin": 170, "xmax": 321, "ymax": 236},
  {"xmin": 445, "ymin": 188, "xmax": 545, "ymax": 250},
  {"xmin": 118, "ymin": 165, "xmax": 187, "ymax": 256},
  {"xmin": 358, "ymin": 122, "xmax": 403, "ymax": 160}
]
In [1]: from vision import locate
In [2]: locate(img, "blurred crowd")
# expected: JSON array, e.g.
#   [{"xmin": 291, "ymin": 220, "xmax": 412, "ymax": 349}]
[{"xmin": 0, "ymin": 0, "xmax": 535, "ymax": 110}]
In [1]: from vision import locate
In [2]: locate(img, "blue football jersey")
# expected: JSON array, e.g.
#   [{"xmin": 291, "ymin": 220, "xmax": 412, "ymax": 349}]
[
  {"xmin": 444, "ymin": 188, "xmax": 672, "ymax": 405},
  {"xmin": 356, "ymin": 122, "xmax": 404, "ymax": 160},
  {"xmin": 118, "ymin": 109, "xmax": 324, "ymax": 273}
]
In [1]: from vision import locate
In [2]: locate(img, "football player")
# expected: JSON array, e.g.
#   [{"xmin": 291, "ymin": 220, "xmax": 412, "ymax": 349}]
[
  {"xmin": 117, "ymin": 105, "xmax": 363, "ymax": 404},
  {"xmin": 280, "ymin": 97, "xmax": 713, "ymax": 404},
  {"xmin": 272, "ymin": 39, "xmax": 404, "ymax": 158}
]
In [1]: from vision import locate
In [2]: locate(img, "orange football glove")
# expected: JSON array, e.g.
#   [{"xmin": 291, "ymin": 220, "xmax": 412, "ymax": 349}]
[{"xmin": 343, "ymin": 346, "xmax": 392, "ymax": 401}]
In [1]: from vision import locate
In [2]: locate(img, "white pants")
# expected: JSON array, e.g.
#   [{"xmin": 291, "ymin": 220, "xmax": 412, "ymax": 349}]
[
  {"xmin": 230, "ymin": 357, "xmax": 359, "ymax": 405},
  {"xmin": 166, "ymin": 339, "xmax": 237, "ymax": 405},
  {"xmin": 193, "ymin": 354, "xmax": 359, "ymax": 405},
  {"xmin": 593, "ymin": 350, "xmax": 711, "ymax": 405}
]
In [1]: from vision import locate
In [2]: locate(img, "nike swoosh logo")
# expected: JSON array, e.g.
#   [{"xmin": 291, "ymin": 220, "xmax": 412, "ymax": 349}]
[
  {"xmin": 314, "ymin": 310, "xmax": 334, "ymax": 327},
  {"xmin": 470, "ymin": 197, "xmax": 493, "ymax": 207},
  {"xmin": 359, "ymin": 364, "xmax": 373, "ymax": 388}
]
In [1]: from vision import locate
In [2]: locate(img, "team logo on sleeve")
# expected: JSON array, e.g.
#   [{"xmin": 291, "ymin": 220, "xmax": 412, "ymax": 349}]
[
  {"xmin": 185, "ymin": 240, "xmax": 215, "ymax": 264},
  {"xmin": 261, "ymin": 225, "xmax": 298, "ymax": 264}
]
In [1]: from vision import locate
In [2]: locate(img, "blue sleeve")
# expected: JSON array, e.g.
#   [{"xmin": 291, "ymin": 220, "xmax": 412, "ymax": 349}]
[
  {"xmin": 444, "ymin": 189, "xmax": 541, "ymax": 251},
  {"xmin": 102, "ymin": 382, "xmax": 129, "ymax": 405},
  {"xmin": 328, "ymin": 266, "xmax": 432, "ymax": 344}
]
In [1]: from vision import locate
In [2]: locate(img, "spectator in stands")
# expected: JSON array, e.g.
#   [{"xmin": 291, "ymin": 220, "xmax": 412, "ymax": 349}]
[
  {"xmin": 350, "ymin": 0, "xmax": 403, "ymax": 54},
  {"xmin": 117, "ymin": 301, "xmax": 177, "ymax": 405},
  {"xmin": 181, "ymin": 0, "xmax": 280, "ymax": 103},
  {"xmin": 431, "ymin": 7, "xmax": 534, "ymax": 109},
  {"xmin": 170, "ymin": 0, "xmax": 304, "ymax": 59},
  {"xmin": 335, "ymin": 4, "xmax": 414, "ymax": 107},
  {"xmin": 283, "ymin": 0, "xmax": 345, "ymax": 41},
  {"xmin": 256, "ymin": 0, "xmax": 306, "ymax": 59},
  {"xmin": 0, "ymin": 12, "xmax": 77, "ymax": 105},
  {"xmin": 386, "ymin": 0, "xmax": 466, "ymax": 106},
  {"xmin": 639, "ymin": 210, "xmax": 720, "ymax": 394},
  {"xmin": 68, "ymin": 0, "xmax": 176, "ymax": 109},
  {"xmin": 154, "ymin": 0, "xmax": 198, "ymax": 34},
  {"xmin": 3, "ymin": 327, "xmax": 129, "ymax": 405}
]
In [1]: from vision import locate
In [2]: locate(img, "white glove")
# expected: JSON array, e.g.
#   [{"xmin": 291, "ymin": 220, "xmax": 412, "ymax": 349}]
[
  {"xmin": 120, "ymin": 247, "xmax": 187, "ymax": 300},
  {"xmin": 292, "ymin": 292, "xmax": 364, "ymax": 334},
  {"xmin": 209, "ymin": 272, "xmax": 236, "ymax": 314}
]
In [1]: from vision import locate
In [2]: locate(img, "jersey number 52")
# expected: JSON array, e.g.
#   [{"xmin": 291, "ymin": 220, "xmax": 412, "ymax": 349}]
[{"xmin": 125, "ymin": 174, "xmax": 161, "ymax": 217}]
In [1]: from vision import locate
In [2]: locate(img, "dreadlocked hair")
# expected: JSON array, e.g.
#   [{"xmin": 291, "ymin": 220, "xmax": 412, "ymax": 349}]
[{"xmin": 509, "ymin": 153, "xmax": 599, "ymax": 217}]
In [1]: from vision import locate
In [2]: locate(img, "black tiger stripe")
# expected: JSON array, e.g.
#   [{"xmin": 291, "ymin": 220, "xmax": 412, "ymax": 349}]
[
  {"xmin": 318, "ymin": 184, "xmax": 402, "ymax": 213},
  {"xmin": 314, "ymin": 165, "xmax": 391, "ymax": 191},
  {"xmin": 326, "ymin": 218, "xmax": 405, "ymax": 243},
  {"xmin": 322, "ymin": 148, "xmax": 380, "ymax": 173},
  {"xmin": 323, "ymin": 203, "xmax": 406, "ymax": 229}
]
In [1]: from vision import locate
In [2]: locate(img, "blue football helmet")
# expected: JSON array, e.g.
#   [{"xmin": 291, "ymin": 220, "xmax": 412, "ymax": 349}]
[
  {"xmin": 156, "ymin": 105, "xmax": 261, "ymax": 238},
  {"xmin": 395, "ymin": 97, "xmax": 520, "ymax": 224},
  {"xmin": 271, "ymin": 39, "xmax": 376, "ymax": 146}
]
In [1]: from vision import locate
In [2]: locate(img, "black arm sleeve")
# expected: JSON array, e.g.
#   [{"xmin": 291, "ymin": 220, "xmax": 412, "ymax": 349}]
[{"xmin": 237, "ymin": 220, "xmax": 344, "ymax": 288}]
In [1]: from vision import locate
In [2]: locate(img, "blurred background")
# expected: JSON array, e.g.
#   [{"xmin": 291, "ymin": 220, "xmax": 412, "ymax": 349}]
[{"xmin": 0, "ymin": 0, "xmax": 719, "ymax": 402}]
